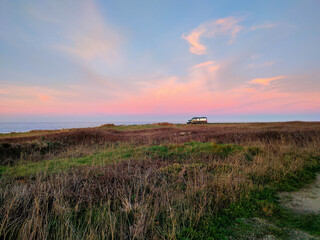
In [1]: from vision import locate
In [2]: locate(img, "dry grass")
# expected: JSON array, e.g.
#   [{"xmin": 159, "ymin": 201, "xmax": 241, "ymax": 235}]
[
  {"xmin": 1, "ymin": 122, "xmax": 320, "ymax": 165},
  {"xmin": 0, "ymin": 122, "xmax": 320, "ymax": 239}
]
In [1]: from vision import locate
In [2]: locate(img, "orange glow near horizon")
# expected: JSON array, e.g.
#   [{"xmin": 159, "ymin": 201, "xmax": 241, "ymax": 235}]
[{"xmin": 1, "ymin": 64, "xmax": 319, "ymax": 117}]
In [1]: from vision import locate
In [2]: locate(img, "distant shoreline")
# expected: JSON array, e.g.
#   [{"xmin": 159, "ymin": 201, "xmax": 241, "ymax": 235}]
[{"xmin": 0, "ymin": 121, "xmax": 318, "ymax": 134}]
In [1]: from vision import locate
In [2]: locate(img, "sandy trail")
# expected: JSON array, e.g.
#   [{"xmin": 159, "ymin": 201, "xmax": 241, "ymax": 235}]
[{"xmin": 278, "ymin": 174, "xmax": 320, "ymax": 214}]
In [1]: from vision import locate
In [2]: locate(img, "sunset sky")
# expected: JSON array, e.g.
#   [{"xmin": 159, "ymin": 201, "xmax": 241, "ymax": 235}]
[{"xmin": 1, "ymin": 0, "xmax": 320, "ymax": 122}]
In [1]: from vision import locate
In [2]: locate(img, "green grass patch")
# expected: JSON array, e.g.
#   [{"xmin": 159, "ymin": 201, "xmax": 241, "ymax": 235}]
[
  {"xmin": 2, "ymin": 145, "xmax": 147, "ymax": 177},
  {"xmin": 1, "ymin": 138, "xmax": 319, "ymax": 239},
  {"xmin": 1, "ymin": 142, "xmax": 244, "ymax": 177},
  {"xmin": 146, "ymin": 141, "xmax": 243, "ymax": 161}
]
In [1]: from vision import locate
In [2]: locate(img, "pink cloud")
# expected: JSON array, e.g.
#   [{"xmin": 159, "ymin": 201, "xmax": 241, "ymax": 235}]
[
  {"xmin": 182, "ymin": 16, "xmax": 243, "ymax": 55},
  {"xmin": 0, "ymin": 85, "xmax": 75, "ymax": 114},
  {"xmin": 190, "ymin": 61, "xmax": 216, "ymax": 69},
  {"xmin": 182, "ymin": 28, "xmax": 207, "ymax": 55},
  {"xmin": 37, "ymin": 94, "xmax": 51, "ymax": 102},
  {"xmin": 94, "ymin": 66, "xmax": 318, "ymax": 115},
  {"xmin": 103, "ymin": 76, "xmax": 320, "ymax": 115},
  {"xmin": 1, "ymin": 67, "xmax": 319, "ymax": 117},
  {"xmin": 47, "ymin": 0, "xmax": 122, "ymax": 71},
  {"xmin": 249, "ymin": 76, "xmax": 286, "ymax": 86}
]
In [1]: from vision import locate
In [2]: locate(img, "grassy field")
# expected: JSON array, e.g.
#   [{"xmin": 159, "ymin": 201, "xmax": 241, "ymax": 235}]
[{"xmin": 0, "ymin": 122, "xmax": 320, "ymax": 239}]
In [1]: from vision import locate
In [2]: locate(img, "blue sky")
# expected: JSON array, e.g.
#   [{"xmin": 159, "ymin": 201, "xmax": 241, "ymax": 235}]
[{"xmin": 0, "ymin": 0, "xmax": 320, "ymax": 122}]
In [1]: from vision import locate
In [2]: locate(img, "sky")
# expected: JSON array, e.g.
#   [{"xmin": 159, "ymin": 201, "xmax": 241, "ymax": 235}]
[{"xmin": 1, "ymin": 0, "xmax": 320, "ymax": 122}]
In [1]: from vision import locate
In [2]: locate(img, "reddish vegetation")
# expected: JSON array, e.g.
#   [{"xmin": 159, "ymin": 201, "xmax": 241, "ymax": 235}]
[
  {"xmin": 152, "ymin": 122, "xmax": 175, "ymax": 126},
  {"xmin": 1, "ymin": 122, "xmax": 320, "ymax": 165},
  {"xmin": 1, "ymin": 122, "xmax": 320, "ymax": 145}
]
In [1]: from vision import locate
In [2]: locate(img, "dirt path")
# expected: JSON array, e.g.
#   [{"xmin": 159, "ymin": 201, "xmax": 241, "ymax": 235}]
[
  {"xmin": 230, "ymin": 176, "xmax": 320, "ymax": 239},
  {"xmin": 278, "ymin": 174, "xmax": 320, "ymax": 214}
]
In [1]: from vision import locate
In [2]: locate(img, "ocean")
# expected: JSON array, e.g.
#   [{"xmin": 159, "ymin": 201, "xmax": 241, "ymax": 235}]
[{"xmin": 0, "ymin": 122, "xmax": 158, "ymax": 134}]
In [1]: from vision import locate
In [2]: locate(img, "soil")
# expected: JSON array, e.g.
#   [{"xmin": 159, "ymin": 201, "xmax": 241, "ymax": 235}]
[
  {"xmin": 231, "ymin": 175, "xmax": 320, "ymax": 239},
  {"xmin": 278, "ymin": 174, "xmax": 320, "ymax": 214}
]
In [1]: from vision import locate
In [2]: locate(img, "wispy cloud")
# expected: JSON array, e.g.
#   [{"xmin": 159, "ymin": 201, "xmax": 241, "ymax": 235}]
[
  {"xmin": 190, "ymin": 61, "xmax": 216, "ymax": 69},
  {"xmin": 2, "ymin": 69, "xmax": 319, "ymax": 116},
  {"xmin": 251, "ymin": 23, "xmax": 276, "ymax": 31},
  {"xmin": 54, "ymin": 1, "xmax": 121, "ymax": 64},
  {"xmin": 102, "ymin": 70, "xmax": 319, "ymax": 115},
  {"xmin": 28, "ymin": 0, "xmax": 122, "ymax": 76},
  {"xmin": 249, "ymin": 76, "xmax": 286, "ymax": 85},
  {"xmin": 182, "ymin": 16, "xmax": 243, "ymax": 55},
  {"xmin": 1, "ymin": 1, "xmax": 319, "ymax": 120}
]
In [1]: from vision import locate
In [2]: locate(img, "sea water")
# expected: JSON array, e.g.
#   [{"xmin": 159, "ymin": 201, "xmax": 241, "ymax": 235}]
[{"xmin": 0, "ymin": 122, "xmax": 157, "ymax": 134}]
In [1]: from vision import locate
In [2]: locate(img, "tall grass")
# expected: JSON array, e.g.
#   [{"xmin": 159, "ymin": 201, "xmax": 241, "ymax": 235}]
[{"xmin": 0, "ymin": 123, "xmax": 320, "ymax": 239}]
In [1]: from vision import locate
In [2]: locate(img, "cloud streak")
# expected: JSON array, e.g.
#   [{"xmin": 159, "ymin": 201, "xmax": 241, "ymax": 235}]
[
  {"xmin": 251, "ymin": 23, "xmax": 276, "ymax": 31},
  {"xmin": 1, "ymin": 2, "xmax": 319, "ymax": 121},
  {"xmin": 29, "ymin": 0, "xmax": 122, "ymax": 77},
  {"xmin": 249, "ymin": 76, "xmax": 286, "ymax": 86},
  {"xmin": 1, "ymin": 69, "xmax": 319, "ymax": 117},
  {"xmin": 182, "ymin": 17, "xmax": 243, "ymax": 55},
  {"xmin": 103, "ymin": 71, "xmax": 319, "ymax": 115}
]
